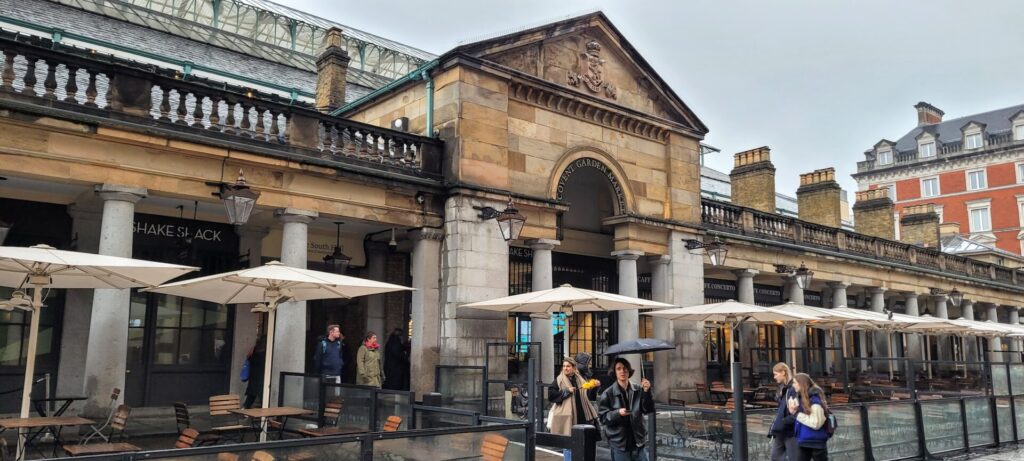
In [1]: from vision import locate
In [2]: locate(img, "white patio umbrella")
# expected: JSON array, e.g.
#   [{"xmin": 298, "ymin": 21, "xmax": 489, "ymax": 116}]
[
  {"xmin": 0, "ymin": 244, "xmax": 196, "ymax": 459},
  {"xmin": 147, "ymin": 260, "xmax": 413, "ymax": 433},
  {"xmin": 822, "ymin": 307, "xmax": 920, "ymax": 380},
  {"xmin": 896, "ymin": 314, "xmax": 967, "ymax": 379},
  {"xmin": 771, "ymin": 302, "xmax": 851, "ymax": 371},
  {"xmin": 461, "ymin": 284, "xmax": 675, "ymax": 382},
  {"xmin": 644, "ymin": 301, "xmax": 821, "ymax": 386}
]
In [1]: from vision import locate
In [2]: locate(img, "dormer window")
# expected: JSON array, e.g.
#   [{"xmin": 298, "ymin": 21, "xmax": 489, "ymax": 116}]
[
  {"xmin": 965, "ymin": 131, "xmax": 983, "ymax": 149},
  {"xmin": 1015, "ymin": 123, "xmax": 1024, "ymax": 141},
  {"xmin": 919, "ymin": 141, "xmax": 936, "ymax": 157},
  {"xmin": 877, "ymin": 149, "xmax": 893, "ymax": 165}
]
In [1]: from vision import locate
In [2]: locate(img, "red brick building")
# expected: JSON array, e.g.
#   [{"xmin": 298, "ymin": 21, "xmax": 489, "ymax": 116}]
[{"xmin": 854, "ymin": 102, "xmax": 1024, "ymax": 255}]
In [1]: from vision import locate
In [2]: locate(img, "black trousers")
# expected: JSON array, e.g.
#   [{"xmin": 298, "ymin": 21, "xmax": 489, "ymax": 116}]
[{"xmin": 797, "ymin": 446, "xmax": 828, "ymax": 461}]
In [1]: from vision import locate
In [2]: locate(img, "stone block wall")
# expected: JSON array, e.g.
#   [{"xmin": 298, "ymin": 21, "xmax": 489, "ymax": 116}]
[
  {"xmin": 853, "ymin": 189, "xmax": 895, "ymax": 239},
  {"xmin": 796, "ymin": 168, "xmax": 842, "ymax": 228},
  {"xmin": 729, "ymin": 147, "xmax": 776, "ymax": 213},
  {"xmin": 900, "ymin": 204, "xmax": 941, "ymax": 248}
]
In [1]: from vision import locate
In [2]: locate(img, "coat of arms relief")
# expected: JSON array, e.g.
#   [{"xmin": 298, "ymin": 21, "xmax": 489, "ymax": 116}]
[{"xmin": 567, "ymin": 40, "xmax": 617, "ymax": 99}]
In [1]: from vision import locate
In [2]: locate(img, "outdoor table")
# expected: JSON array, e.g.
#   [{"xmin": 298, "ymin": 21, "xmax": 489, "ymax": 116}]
[
  {"xmin": 63, "ymin": 442, "xmax": 141, "ymax": 457},
  {"xmin": 31, "ymin": 395, "xmax": 86, "ymax": 417},
  {"xmin": 0, "ymin": 416, "xmax": 93, "ymax": 460},
  {"xmin": 709, "ymin": 387, "xmax": 755, "ymax": 398},
  {"xmin": 230, "ymin": 407, "xmax": 313, "ymax": 440}
]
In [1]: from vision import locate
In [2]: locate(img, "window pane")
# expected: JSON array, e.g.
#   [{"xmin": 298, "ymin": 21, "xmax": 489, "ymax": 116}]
[
  {"xmin": 0, "ymin": 325, "xmax": 23, "ymax": 366},
  {"xmin": 205, "ymin": 304, "xmax": 229, "ymax": 329},
  {"xmin": 1017, "ymin": 125, "xmax": 1024, "ymax": 140},
  {"xmin": 155, "ymin": 296, "xmax": 181, "ymax": 328},
  {"xmin": 130, "ymin": 292, "xmax": 147, "ymax": 328},
  {"xmin": 154, "ymin": 329, "xmax": 178, "ymax": 364},
  {"xmin": 180, "ymin": 298, "xmax": 205, "ymax": 328},
  {"xmin": 920, "ymin": 142, "xmax": 935, "ymax": 157},
  {"xmin": 127, "ymin": 328, "xmax": 145, "ymax": 364},
  {"xmin": 179, "ymin": 329, "xmax": 201, "ymax": 365},
  {"xmin": 201, "ymin": 329, "xmax": 229, "ymax": 364}
]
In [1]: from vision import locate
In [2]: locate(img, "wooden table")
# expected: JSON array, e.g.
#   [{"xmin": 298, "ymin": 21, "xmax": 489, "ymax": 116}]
[
  {"xmin": 63, "ymin": 442, "xmax": 140, "ymax": 457},
  {"xmin": 230, "ymin": 407, "xmax": 313, "ymax": 440},
  {"xmin": 0, "ymin": 416, "xmax": 93, "ymax": 460}
]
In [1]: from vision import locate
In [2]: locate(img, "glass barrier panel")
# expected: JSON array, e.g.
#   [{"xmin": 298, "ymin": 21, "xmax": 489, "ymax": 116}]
[
  {"xmin": 436, "ymin": 366, "xmax": 485, "ymax": 413},
  {"xmin": 654, "ymin": 408, "xmax": 733, "ymax": 460},
  {"xmin": 1011, "ymin": 364, "xmax": 1024, "ymax": 396},
  {"xmin": 745, "ymin": 411, "xmax": 774, "ymax": 461},
  {"xmin": 992, "ymin": 365, "xmax": 1009, "ymax": 396},
  {"xmin": 867, "ymin": 402, "xmax": 920, "ymax": 460},
  {"xmin": 964, "ymin": 398, "xmax": 994, "ymax": 447},
  {"xmin": 153, "ymin": 441, "xmax": 362, "ymax": 460},
  {"xmin": 372, "ymin": 427, "xmax": 527, "ymax": 461},
  {"xmin": 921, "ymin": 399, "xmax": 964, "ymax": 454},
  {"xmin": 996, "ymin": 398, "xmax": 1014, "ymax": 444},
  {"xmin": 323, "ymin": 385, "xmax": 374, "ymax": 431},
  {"xmin": 376, "ymin": 391, "xmax": 413, "ymax": 432},
  {"xmin": 828, "ymin": 405, "xmax": 865, "ymax": 461},
  {"xmin": 1015, "ymin": 397, "xmax": 1024, "ymax": 442},
  {"xmin": 414, "ymin": 407, "xmax": 477, "ymax": 429},
  {"xmin": 279, "ymin": 374, "xmax": 320, "ymax": 414}
]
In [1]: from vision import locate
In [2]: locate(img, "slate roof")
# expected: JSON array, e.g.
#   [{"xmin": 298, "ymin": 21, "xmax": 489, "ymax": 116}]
[
  {"xmin": 0, "ymin": 0, "xmax": 376, "ymax": 101},
  {"xmin": 892, "ymin": 103, "xmax": 1024, "ymax": 153}
]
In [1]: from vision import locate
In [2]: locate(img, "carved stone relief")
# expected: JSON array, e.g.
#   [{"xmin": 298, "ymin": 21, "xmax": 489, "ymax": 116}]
[{"xmin": 567, "ymin": 40, "xmax": 617, "ymax": 99}]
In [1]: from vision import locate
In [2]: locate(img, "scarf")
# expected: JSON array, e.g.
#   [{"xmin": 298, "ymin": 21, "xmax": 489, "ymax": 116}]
[
  {"xmin": 555, "ymin": 372, "xmax": 599, "ymax": 420},
  {"xmin": 364, "ymin": 338, "xmax": 379, "ymax": 350}
]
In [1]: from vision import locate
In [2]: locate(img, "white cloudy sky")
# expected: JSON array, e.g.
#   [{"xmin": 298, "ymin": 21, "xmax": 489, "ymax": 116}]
[{"xmin": 282, "ymin": 0, "xmax": 1024, "ymax": 197}]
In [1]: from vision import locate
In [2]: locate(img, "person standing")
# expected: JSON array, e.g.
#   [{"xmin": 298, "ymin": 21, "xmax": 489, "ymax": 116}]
[
  {"xmin": 598, "ymin": 357, "xmax": 654, "ymax": 461},
  {"xmin": 313, "ymin": 325, "xmax": 345, "ymax": 382},
  {"xmin": 243, "ymin": 339, "xmax": 266, "ymax": 408},
  {"xmin": 547, "ymin": 357, "xmax": 599, "ymax": 436},
  {"xmin": 788, "ymin": 373, "xmax": 830, "ymax": 461},
  {"xmin": 383, "ymin": 328, "xmax": 410, "ymax": 390},
  {"xmin": 769, "ymin": 362, "xmax": 798, "ymax": 461},
  {"xmin": 357, "ymin": 332, "xmax": 384, "ymax": 388}
]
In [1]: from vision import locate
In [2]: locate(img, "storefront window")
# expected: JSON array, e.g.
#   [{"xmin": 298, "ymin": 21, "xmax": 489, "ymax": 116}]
[
  {"xmin": 0, "ymin": 287, "xmax": 62, "ymax": 369},
  {"xmin": 148, "ymin": 295, "xmax": 230, "ymax": 365}
]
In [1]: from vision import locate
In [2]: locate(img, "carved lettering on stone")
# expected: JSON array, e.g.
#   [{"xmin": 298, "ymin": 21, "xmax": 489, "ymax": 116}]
[{"xmin": 567, "ymin": 40, "xmax": 617, "ymax": 99}]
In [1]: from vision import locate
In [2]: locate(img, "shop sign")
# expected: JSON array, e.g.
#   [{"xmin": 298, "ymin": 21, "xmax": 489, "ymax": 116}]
[
  {"xmin": 705, "ymin": 279, "xmax": 736, "ymax": 299},
  {"xmin": 555, "ymin": 157, "xmax": 627, "ymax": 212},
  {"xmin": 132, "ymin": 213, "xmax": 237, "ymax": 250},
  {"xmin": 509, "ymin": 246, "xmax": 533, "ymax": 261}
]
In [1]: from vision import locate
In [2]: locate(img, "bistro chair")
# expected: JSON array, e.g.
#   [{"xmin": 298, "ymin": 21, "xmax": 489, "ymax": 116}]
[
  {"xmin": 297, "ymin": 399, "xmax": 354, "ymax": 438},
  {"xmin": 480, "ymin": 434, "xmax": 509, "ymax": 461},
  {"xmin": 382, "ymin": 415, "xmax": 403, "ymax": 432},
  {"xmin": 173, "ymin": 402, "xmax": 223, "ymax": 445},
  {"xmin": 252, "ymin": 451, "xmax": 275, "ymax": 461},
  {"xmin": 216, "ymin": 454, "xmax": 239, "ymax": 461},
  {"xmin": 81, "ymin": 388, "xmax": 121, "ymax": 444},
  {"xmin": 209, "ymin": 394, "xmax": 252, "ymax": 441},
  {"xmin": 175, "ymin": 428, "xmax": 200, "ymax": 449},
  {"xmin": 694, "ymin": 383, "xmax": 709, "ymax": 404}
]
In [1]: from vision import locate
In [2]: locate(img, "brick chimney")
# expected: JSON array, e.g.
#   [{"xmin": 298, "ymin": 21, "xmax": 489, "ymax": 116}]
[
  {"xmin": 729, "ymin": 147, "xmax": 776, "ymax": 213},
  {"xmin": 915, "ymin": 102, "xmax": 944, "ymax": 127},
  {"xmin": 900, "ymin": 204, "xmax": 941, "ymax": 248},
  {"xmin": 852, "ymin": 188, "xmax": 895, "ymax": 239},
  {"xmin": 939, "ymin": 222, "xmax": 961, "ymax": 237},
  {"xmin": 796, "ymin": 168, "xmax": 842, "ymax": 228},
  {"xmin": 315, "ymin": 27, "xmax": 351, "ymax": 113}
]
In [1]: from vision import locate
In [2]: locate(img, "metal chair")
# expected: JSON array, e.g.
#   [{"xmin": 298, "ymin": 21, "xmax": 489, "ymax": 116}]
[{"xmin": 80, "ymin": 388, "xmax": 120, "ymax": 444}]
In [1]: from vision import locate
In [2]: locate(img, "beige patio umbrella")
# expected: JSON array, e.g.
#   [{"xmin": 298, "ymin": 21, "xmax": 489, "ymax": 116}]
[
  {"xmin": 148, "ymin": 261, "xmax": 412, "ymax": 440},
  {"xmin": 644, "ymin": 301, "xmax": 821, "ymax": 386},
  {"xmin": 0, "ymin": 244, "xmax": 196, "ymax": 460},
  {"xmin": 771, "ymin": 302, "xmax": 852, "ymax": 371},
  {"xmin": 896, "ymin": 314, "xmax": 967, "ymax": 378},
  {"xmin": 820, "ymin": 307, "xmax": 919, "ymax": 380}
]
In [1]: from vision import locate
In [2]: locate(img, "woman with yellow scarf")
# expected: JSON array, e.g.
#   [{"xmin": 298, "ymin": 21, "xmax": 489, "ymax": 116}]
[{"xmin": 547, "ymin": 357, "xmax": 600, "ymax": 435}]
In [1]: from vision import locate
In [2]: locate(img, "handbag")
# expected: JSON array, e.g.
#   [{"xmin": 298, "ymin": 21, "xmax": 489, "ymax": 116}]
[
  {"xmin": 545, "ymin": 405, "xmax": 555, "ymax": 431},
  {"xmin": 240, "ymin": 358, "xmax": 251, "ymax": 382}
]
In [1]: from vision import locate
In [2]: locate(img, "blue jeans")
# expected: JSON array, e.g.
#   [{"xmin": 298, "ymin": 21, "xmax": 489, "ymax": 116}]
[{"xmin": 609, "ymin": 446, "xmax": 649, "ymax": 461}]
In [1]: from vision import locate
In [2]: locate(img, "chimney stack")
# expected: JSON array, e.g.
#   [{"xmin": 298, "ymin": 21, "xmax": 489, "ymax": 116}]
[
  {"xmin": 729, "ymin": 147, "xmax": 776, "ymax": 213},
  {"xmin": 939, "ymin": 222, "xmax": 961, "ymax": 237},
  {"xmin": 796, "ymin": 168, "xmax": 842, "ymax": 228},
  {"xmin": 852, "ymin": 188, "xmax": 895, "ymax": 239},
  {"xmin": 915, "ymin": 101, "xmax": 944, "ymax": 127},
  {"xmin": 900, "ymin": 204, "xmax": 941, "ymax": 248},
  {"xmin": 315, "ymin": 27, "xmax": 351, "ymax": 114}
]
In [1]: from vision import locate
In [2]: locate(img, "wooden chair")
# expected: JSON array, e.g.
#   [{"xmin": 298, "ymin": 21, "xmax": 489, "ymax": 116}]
[
  {"xmin": 216, "ymin": 454, "xmax": 239, "ymax": 461},
  {"xmin": 694, "ymin": 383, "xmax": 708, "ymax": 404},
  {"xmin": 175, "ymin": 428, "xmax": 199, "ymax": 449},
  {"xmin": 252, "ymin": 451, "xmax": 275, "ymax": 461},
  {"xmin": 173, "ymin": 402, "xmax": 222, "ymax": 445},
  {"xmin": 297, "ymin": 400, "xmax": 361, "ymax": 437},
  {"xmin": 95, "ymin": 404, "xmax": 132, "ymax": 442},
  {"xmin": 382, "ymin": 415, "xmax": 402, "ymax": 432},
  {"xmin": 209, "ymin": 394, "xmax": 251, "ymax": 440},
  {"xmin": 81, "ymin": 388, "xmax": 122, "ymax": 444},
  {"xmin": 831, "ymin": 394, "xmax": 850, "ymax": 405},
  {"xmin": 480, "ymin": 434, "xmax": 509, "ymax": 461}
]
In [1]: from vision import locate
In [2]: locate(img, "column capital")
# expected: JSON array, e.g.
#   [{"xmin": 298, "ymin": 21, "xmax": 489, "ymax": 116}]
[
  {"xmin": 732, "ymin": 268, "xmax": 759, "ymax": 278},
  {"xmin": 826, "ymin": 281, "xmax": 851, "ymax": 289},
  {"xmin": 236, "ymin": 225, "xmax": 270, "ymax": 241},
  {"xmin": 898, "ymin": 290, "xmax": 921, "ymax": 299},
  {"xmin": 274, "ymin": 208, "xmax": 318, "ymax": 224},
  {"xmin": 408, "ymin": 228, "xmax": 444, "ymax": 241},
  {"xmin": 526, "ymin": 239, "xmax": 560, "ymax": 251},
  {"xmin": 649, "ymin": 255, "xmax": 672, "ymax": 266},
  {"xmin": 611, "ymin": 249, "xmax": 644, "ymax": 261},
  {"xmin": 868, "ymin": 287, "xmax": 887, "ymax": 295},
  {"xmin": 94, "ymin": 184, "xmax": 147, "ymax": 203}
]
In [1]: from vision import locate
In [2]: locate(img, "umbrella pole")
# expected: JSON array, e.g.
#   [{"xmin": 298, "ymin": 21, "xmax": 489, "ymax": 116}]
[
  {"xmin": 728, "ymin": 322, "xmax": 735, "ymax": 387},
  {"xmin": 887, "ymin": 331, "xmax": 894, "ymax": 381},
  {"xmin": 260, "ymin": 303, "xmax": 278, "ymax": 443},
  {"xmin": 16, "ymin": 287, "xmax": 43, "ymax": 461}
]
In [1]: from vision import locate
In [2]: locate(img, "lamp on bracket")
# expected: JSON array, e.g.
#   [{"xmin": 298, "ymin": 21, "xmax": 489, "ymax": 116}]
[
  {"xmin": 323, "ymin": 222, "xmax": 352, "ymax": 274},
  {"xmin": 474, "ymin": 197, "xmax": 526, "ymax": 242},
  {"xmin": 930, "ymin": 287, "xmax": 964, "ymax": 308},
  {"xmin": 209, "ymin": 169, "xmax": 261, "ymax": 226},
  {"xmin": 683, "ymin": 236, "xmax": 729, "ymax": 267},
  {"xmin": 775, "ymin": 262, "xmax": 814, "ymax": 290}
]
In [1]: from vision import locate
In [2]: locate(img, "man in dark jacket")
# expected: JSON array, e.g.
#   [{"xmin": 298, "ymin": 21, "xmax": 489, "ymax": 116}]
[
  {"xmin": 598, "ymin": 358, "xmax": 654, "ymax": 461},
  {"xmin": 769, "ymin": 362, "xmax": 798, "ymax": 461},
  {"xmin": 313, "ymin": 325, "xmax": 345, "ymax": 381}
]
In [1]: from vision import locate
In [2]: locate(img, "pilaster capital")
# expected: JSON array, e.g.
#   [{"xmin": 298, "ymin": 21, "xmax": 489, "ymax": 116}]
[
  {"xmin": 94, "ymin": 184, "xmax": 147, "ymax": 204},
  {"xmin": 826, "ymin": 281, "xmax": 851, "ymax": 290},
  {"xmin": 611, "ymin": 250, "xmax": 643, "ymax": 261},
  {"xmin": 868, "ymin": 287, "xmax": 887, "ymax": 295},
  {"xmin": 731, "ymin": 268, "xmax": 759, "ymax": 279},
  {"xmin": 526, "ymin": 239, "xmax": 560, "ymax": 251},
  {"xmin": 236, "ymin": 225, "xmax": 270, "ymax": 241},
  {"xmin": 274, "ymin": 208, "xmax": 318, "ymax": 224},
  {"xmin": 649, "ymin": 255, "xmax": 672, "ymax": 266},
  {"xmin": 408, "ymin": 228, "xmax": 444, "ymax": 242}
]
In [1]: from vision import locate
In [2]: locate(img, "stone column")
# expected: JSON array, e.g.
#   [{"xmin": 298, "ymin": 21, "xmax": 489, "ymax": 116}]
[
  {"xmin": 829, "ymin": 282, "xmax": 849, "ymax": 308},
  {"xmin": 56, "ymin": 203, "xmax": 102, "ymax": 405},
  {"xmin": 81, "ymin": 185, "xmax": 146, "ymax": 416},
  {"xmin": 612, "ymin": 250, "xmax": 643, "ymax": 383},
  {"xmin": 1008, "ymin": 308, "xmax": 1020, "ymax": 363},
  {"xmin": 985, "ymin": 303, "xmax": 1003, "ymax": 363},
  {"xmin": 271, "ymin": 208, "xmax": 317, "ymax": 403},
  {"xmin": 734, "ymin": 269, "xmax": 759, "ymax": 373},
  {"xmin": 868, "ymin": 288, "xmax": 890, "ymax": 372},
  {"xmin": 650, "ymin": 255, "xmax": 672, "ymax": 402},
  {"xmin": 931, "ymin": 293, "xmax": 951, "ymax": 362},
  {"xmin": 229, "ymin": 226, "xmax": 268, "ymax": 397},
  {"xmin": 960, "ymin": 299, "xmax": 977, "ymax": 363},
  {"xmin": 826, "ymin": 282, "xmax": 850, "ymax": 374},
  {"xmin": 409, "ymin": 228, "xmax": 442, "ymax": 397},
  {"xmin": 366, "ymin": 242, "xmax": 389, "ymax": 337},
  {"xmin": 783, "ymin": 276, "xmax": 806, "ymax": 370},
  {"xmin": 903, "ymin": 293, "xmax": 923, "ymax": 361},
  {"xmin": 668, "ymin": 232, "xmax": 706, "ymax": 393},
  {"xmin": 527, "ymin": 239, "xmax": 558, "ymax": 383}
]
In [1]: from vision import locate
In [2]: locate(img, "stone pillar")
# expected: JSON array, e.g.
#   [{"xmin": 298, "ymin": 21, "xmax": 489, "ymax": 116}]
[
  {"xmin": 229, "ymin": 226, "xmax": 268, "ymax": 397},
  {"xmin": 903, "ymin": 293, "xmax": 923, "ymax": 361},
  {"xmin": 56, "ymin": 203, "xmax": 102, "ymax": 405},
  {"xmin": 783, "ymin": 276, "xmax": 806, "ymax": 370},
  {"xmin": 612, "ymin": 250, "xmax": 643, "ymax": 383},
  {"xmin": 985, "ymin": 303, "xmax": 1003, "ymax": 363},
  {"xmin": 826, "ymin": 282, "xmax": 850, "ymax": 373},
  {"xmin": 828, "ymin": 282, "xmax": 849, "ymax": 308},
  {"xmin": 650, "ymin": 255, "xmax": 672, "ymax": 402},
  {"xmin": 734, "ymin": 269, "xmax": 759, "ymax": 373},
  {"xmin": 868, "ymin": 288, "xmax": 889, "ymax": 372},
  {"xmin": 960, "ymin": 299, "xmax": 977, "ymax": 362},
  {"xmin": 409, "ymin": 228, "xmax": 443, "ymax": 397},
  {"xmin": 1008, "ymin": 308, "xmax": 1020, "ymax": 363},
  {"xmin": 668, "ymin": 232, "xmax": 706, "ymax": 392},
  {"xmin": 527, "ymin": 239, "xmax": 558, "ymax": 383},
  {"xmin": 81, "ymin": 185, "xmax": 146, "ymax": 416},
  {"xmin": 272, "ymin": 208, "xmax": 317, "ymax": 403},
  {"xmin": 931, "ymin": 293, "xmax": 951, "ymax": 362},
  {"xmin": 366, "ymin": 242, "xmax": 389, "ymax": 337}
]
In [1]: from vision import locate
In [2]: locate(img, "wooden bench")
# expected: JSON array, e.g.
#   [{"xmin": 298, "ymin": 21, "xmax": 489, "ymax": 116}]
[{"xmin": 63, "ymin": 442, "xmax": 141, "ymax": 457}]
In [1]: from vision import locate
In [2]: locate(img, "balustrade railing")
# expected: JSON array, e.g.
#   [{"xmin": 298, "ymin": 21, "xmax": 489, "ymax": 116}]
[
  {"xmin": 801, "ymin": 223, "xmax": 838, "ymax": 247},
  {"xmin": 701, "ymin": 200, "xmax": 743, "ymax": 231},
  {"xmin": 751, "ymin": 211, "xmax": 793, "ymax": 240},
  {"xmin": 0, "ymin": 30, "xmax": 442, "ymax": 177}
]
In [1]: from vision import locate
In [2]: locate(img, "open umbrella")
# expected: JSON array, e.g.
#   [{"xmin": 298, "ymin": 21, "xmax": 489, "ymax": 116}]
[
  {"xmin": 147, "ymin": 260, "xmax": 412, "ymax": 440},
  {"xmin": 602, "ymin": 338, "xmax": 675, "ymax": 381},
  {"xmin": 0, "ymin": 244, "xmax": 196, "ymax": 460}
]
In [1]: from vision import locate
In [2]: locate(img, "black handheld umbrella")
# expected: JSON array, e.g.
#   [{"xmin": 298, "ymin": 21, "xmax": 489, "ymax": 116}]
[{"xmin": 603, "ymin": 338, "xmax": 675, "ymax": 380}]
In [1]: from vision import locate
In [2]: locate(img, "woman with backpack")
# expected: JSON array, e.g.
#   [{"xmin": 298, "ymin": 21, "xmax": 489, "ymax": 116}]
[{"xmin": 787, "ymin": 373, "xmax": 830, "ymax": 461}]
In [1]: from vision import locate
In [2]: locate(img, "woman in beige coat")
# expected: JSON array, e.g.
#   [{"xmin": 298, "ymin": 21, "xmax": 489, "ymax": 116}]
[
  {"xmin": 356, "ymin": 332, "xmax": 384, "ymax": 388},
  {"xmin": 547, "ymin": 357, "xmax": 598, "ymax": 436}
]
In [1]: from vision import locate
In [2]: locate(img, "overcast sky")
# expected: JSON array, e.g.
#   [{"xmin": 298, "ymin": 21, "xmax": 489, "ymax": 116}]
[{"xmin": 283, "ymin": 0, "xmax": 1024, "ymax": 198}]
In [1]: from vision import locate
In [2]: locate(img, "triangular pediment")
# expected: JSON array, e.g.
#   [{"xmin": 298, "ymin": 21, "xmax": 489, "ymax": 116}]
[{"xmin": 450, "ymin": 12, "xmax": 707, "ymax": 135}]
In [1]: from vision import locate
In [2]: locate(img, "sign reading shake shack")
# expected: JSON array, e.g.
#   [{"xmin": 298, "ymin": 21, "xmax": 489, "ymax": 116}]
[
  {"xmin": 132, "ymin": 213, "xmax": 237, "ymax": 251},
  {"xmin": 556, "ymin": 157, "xmax": 627, "ymax": 212}
]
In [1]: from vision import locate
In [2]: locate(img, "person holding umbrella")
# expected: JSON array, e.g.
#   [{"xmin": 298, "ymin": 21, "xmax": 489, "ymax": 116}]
[
  {"xmin": 547, "ymin": 357, "xmax": 599, "ymax": 436},
  {"xmin": 598, "ymin": 357, "xmax": 654, "ymax": 461}
]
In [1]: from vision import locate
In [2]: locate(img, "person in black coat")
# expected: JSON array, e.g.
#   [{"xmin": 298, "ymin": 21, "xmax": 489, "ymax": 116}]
[
  {"xmin": 382, "ymin": 328, "xmax": 410, "ymax": 390},
  {"xmin": 243, "ymin": 339, "xmax": 266, "ymax": 408},
  {"xmin": 769, "ymin": 362, "xmax": 798, "ymax": 461},
  {"xmin": 598, "ymin": 357, "xmax": 654, "ymax": 461}
]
